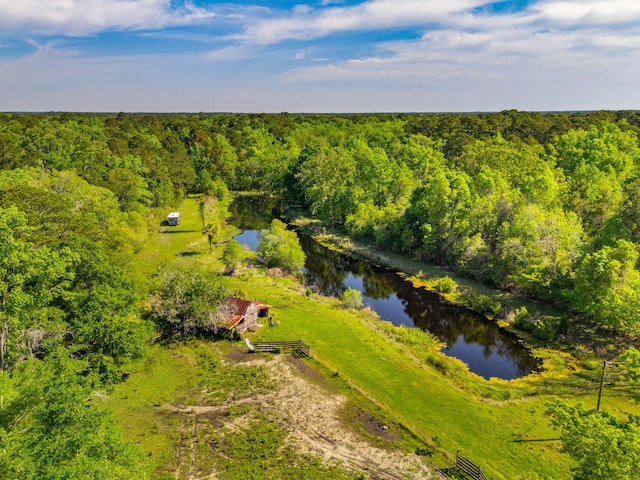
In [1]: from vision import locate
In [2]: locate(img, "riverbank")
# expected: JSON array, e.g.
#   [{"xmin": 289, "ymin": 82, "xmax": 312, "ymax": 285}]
[
  {"xmin": 106, "ymin": 196, "xmax": 640, "ymax": 479},
  {"xmin": 290, "ymin": 215, "xmax": 558, "ymax": 313},
  {"xmin": 288, "ymin": 213, "xmax": 639, "ymax": 365}
]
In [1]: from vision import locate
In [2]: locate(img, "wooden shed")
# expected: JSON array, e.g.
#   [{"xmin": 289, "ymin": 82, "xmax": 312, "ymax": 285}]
[{"xmin": 221, "ymin": 296, "xmax": 270, "ymax": 334}]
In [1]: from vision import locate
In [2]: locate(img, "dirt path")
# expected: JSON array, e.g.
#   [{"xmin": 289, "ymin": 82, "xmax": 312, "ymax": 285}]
[{"xmin": 169, "ymin": 353, "xmax": 435, "ymax": 479}]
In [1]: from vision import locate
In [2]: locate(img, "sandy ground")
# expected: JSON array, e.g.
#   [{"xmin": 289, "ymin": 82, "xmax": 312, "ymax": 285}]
[{"xmin": 168, "ymin": 351, "xmax": 436, "ymax": 479}]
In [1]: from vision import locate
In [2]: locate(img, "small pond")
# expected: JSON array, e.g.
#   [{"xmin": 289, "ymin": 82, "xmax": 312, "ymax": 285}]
[{"xmin": 229, "ymin": 196, "xmax": 538, "ymax": 380}]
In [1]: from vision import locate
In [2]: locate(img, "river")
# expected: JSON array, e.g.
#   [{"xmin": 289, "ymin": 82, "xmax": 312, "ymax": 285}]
[{"xmin": 229, "ymin": 195, "xmax": 538, "ymax": 380}]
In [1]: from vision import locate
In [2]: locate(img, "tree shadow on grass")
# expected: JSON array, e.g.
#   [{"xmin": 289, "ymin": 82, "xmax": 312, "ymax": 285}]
[{"xmin": 176, "ymin": 251, "xmax": 200, "ymax": 257}]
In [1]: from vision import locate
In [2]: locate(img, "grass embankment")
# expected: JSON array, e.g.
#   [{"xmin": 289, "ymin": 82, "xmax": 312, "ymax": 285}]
[{"xmin": 107, "ymin": 196, "xmax": 640, "ymax": 480}]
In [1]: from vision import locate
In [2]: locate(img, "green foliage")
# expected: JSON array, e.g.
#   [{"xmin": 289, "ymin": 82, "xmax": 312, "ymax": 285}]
[
  {"xmin": 460, "ymin": 291, "xmax": 501, "ymax": 315},
  {"xmin": 0, "ymin": 354, "xmax": 147, "ymax": 479},
  {"xmin": 221, "ymin": 239, "xmax": 244, "ymax": 271},
  {"xmin": 202, "ymin": 222, "xmax": 218, "ymax": 253},
  {"xmin": 257, "ymin": 219, "xmax": 306, "ymax": 272},
  {"xmin": 150, "ymin": 262, "xmax": 229, "ymax": 336},
  {"xmin": 342, "ymin": 287, "xmax": 364, "ymax": 309},
  {"xmin": 571, "ymin": 240, "xmax": 640, "ymax": 332},
  {"xmin": 531, "ymin": 319, "xmax": 557, "ymax": 342},
  {"xmin": 512, "ymin": 306, "xmax": 532, "ymax": 329},
  {"xmin": 3, "ymin": 112, "xmax": 640, "ymax": 332},
  {"xmin": 0, "ymin": 206, "xmax": 75, "ymax": 370},
  {"xmin": 434, "ymin": 276, "xmax": 457, "ymax": 294},
  {"xmin": 5, "ymin": 112, "xmax": 640, "ymax": 477},
  {"xmin": 548, "ymin": 401, "xmax": 640, "ymax": 480},
  {"xmin": 619, "ymin": 347, "xmax": 640, "ymax": 383}
]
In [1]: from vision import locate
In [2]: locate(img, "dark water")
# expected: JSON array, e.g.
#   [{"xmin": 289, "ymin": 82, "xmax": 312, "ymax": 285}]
[{"xmin": 229, "ymin": 197, "xmax": 537, "ymax": 380}]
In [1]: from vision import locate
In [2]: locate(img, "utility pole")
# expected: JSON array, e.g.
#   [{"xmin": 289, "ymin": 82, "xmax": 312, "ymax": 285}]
[{"xmin": 597, "ymin": 360, "xmax": 608, "ymax": 411}]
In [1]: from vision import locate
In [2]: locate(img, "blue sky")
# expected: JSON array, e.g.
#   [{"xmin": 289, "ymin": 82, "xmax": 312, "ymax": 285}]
[{"xmin": 0, "ymin": 0, "xmax": 638, "ymax": 112}]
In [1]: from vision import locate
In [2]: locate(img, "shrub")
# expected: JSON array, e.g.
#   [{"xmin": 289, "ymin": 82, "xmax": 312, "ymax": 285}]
[
  {"xmin": 434, "ymin": 276, "xmax": 457, "ymax": 294},
  {"xmin": 513, "ymin": 307, "xmax": 534, "ymax": 331},
  {"xmin": 532, "ymin": 320, "xmax": 557, "ymax": 342},
  {"xmin": 342, "ymin": 287, "xmax": 364, "ymax": 309},
  {"xmin": 462, "ymin": 291, "xmax": 501, "ymax": 315},
  {"xmin": 221, "ymin": 239, "xmax": 244, "ymax": 271}
]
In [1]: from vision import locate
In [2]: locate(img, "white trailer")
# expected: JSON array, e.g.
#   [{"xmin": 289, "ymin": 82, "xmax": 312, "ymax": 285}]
[{"xmin": 167, "ymin": 212, "xmax": 181, "ymax": 226}]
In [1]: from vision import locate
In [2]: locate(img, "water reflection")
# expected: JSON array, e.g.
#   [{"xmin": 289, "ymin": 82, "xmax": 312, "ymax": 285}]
[{"xmin": 229, "ymin": 198, "xmax": 537, "ymax": 380}]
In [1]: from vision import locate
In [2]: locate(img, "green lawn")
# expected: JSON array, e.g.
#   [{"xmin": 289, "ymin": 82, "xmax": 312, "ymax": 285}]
[{"xmin": 107, "ymin": 195, "xmax": 640, "ymax": 480}]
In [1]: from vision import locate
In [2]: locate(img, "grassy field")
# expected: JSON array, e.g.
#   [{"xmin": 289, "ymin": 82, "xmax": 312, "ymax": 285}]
[{"xmin": 105, "ymin": 196, "xmax": 640, "ymax": 479}]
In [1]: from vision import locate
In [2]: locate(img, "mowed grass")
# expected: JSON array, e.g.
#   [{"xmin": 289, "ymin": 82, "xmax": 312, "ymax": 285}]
[
  {"xmin": 228, "ymin": 272, "xmax": 573, "ymax": 479},
  {"xmin": 108, "ymin": 195, "xmax": 640, "ymax": 480}
]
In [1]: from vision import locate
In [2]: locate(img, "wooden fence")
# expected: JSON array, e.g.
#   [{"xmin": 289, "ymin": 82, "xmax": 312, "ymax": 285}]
[
  {"xmin": 253, "ymin": 340, "xmax": 310, "ymax": 358},
  {"xmin": 437, "ymin": 451, "xmax": 488, "ymax": 480}
]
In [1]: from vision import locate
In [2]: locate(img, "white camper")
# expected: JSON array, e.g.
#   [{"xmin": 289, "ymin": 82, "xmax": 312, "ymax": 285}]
[{"xmin": 167, "ymin": 212, "xmax": 181, "ymax": 226}]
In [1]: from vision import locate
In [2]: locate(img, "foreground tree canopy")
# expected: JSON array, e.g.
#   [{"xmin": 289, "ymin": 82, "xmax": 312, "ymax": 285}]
[
  {"xmin": 548, "ymin": 401, "xmax": 640, "ymax": 480},
  {"xmin": 1, "ymin": 110, "xmax": 640, "ymax": 477}
]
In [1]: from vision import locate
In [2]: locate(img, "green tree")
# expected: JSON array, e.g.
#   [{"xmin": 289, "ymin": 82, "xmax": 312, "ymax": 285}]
[
  {"xmin": 257, "ymin": 219, "xmax": 306, "ymax": 272},
  {"xmin": 202, "ymin": 222, "xmax": 218, "ymax": 254},
  {"xmin": 496, "ymin": 205, "xmax": 583, "ymax": 297},
  {"xmin": 551, "ymin": 121, "xmax": 639, "ymax": 235},
  {"xmin": 547, "ymin": 401, "xmax": 640, "ymax": 480},
  {"xmin": 0, "ymin": 355, "xmax": 147, "ymax": 479},
  {"xmin": 150, "ymin": 262, "xmax": 229, "ymax": 336},
  {"xmin": 296, "ymin": 144, "xmax": 357, "ymax": 225},
  {"xmin": 198, "ymin": 194, "xmax": 217, "ymax": 228},
  {"xmin": 572, "ymin": 240, "xmax": 640, "ymax": 332},
  {"xmin": 221, "ymin": 239, "xmax": 244, "ymax": 272},
  {"xmin": 619, "ymin": 347, "xmax": 640, "ymax": 383},
  {"xmin": 0, "ymin": 207, "xmax": 74, "ymax": 371}
]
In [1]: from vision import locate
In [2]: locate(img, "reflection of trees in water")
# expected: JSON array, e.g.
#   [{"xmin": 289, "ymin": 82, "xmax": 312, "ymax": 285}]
[
  {"xmin": 300, "ymin": 235, "xmax": 351, "ymax": 297},
  {"xmin": 228, "ymin": 195, "xmax": 282, "ymax": 230},
  {"xmin": 301, "ymin": 232, "xmax": 535, "ymax": 377},
  {"xmin": 362, "ymin": 272, "xmax": 396, "ymax": 300},
  {"xmin": 229, "ymin": 196, "xmax": 536, "ymax": 378},
  {"xmin": 396, "ymin": 285, "xmax": 535, "ymax": 374}
]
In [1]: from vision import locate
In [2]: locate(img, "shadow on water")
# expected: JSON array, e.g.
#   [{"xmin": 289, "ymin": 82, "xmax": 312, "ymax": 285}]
[{"xmin": 229, "ymin": 197, "xmax": 537, "ymax": 380}]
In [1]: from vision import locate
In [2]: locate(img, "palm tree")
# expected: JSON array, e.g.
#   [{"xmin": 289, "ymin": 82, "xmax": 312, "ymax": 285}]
[{"xmin": 202, "ymin": 222, "xmax": 217, "ymax": 253}]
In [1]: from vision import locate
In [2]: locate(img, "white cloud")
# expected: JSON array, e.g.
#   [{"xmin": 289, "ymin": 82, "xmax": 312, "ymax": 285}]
[
  {"xmin": 0, "ymin": 0, "xmax": 219, "ymax": 36},
  {"xmin": 280, "ymin": 6, "xmax": 640, "ymax": 93},
  {"xmin": 531, "ymin": 0, "xmax": 640, "ymax": 26},
  {"xmin": 203, "ymin": 45, "xmax": 251, "ymax": 61},
  {"xmin": 243, "ymin": 0, "xmax": 487, "ymax": 44},
  {"xmin": 1, "ymin": 0, "xmax": 639, "ymax": 112}
]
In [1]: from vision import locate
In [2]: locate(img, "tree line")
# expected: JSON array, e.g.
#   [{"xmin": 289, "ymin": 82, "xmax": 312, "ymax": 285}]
[
  {"xmin": 3, "ymin": 111, "xmax": 640, "ymax": 333},
  {"xmin": 2, "ymin": 110, "xmax": 640, "ymax": 477}
]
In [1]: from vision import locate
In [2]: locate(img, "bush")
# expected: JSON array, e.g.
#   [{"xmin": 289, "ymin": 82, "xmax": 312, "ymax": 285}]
[
  {"xmin": 532, "ymin": 320, "xmax": 557, "ymax": 342},
  {"xmin": 434, "ymin": 276, "xmax": 457, "ymax": 294},
  {"xmin": 462, "ymin": 291, "xmax": 501, "ymax": 315},
  {"xmin": 513, "ymin": 307, "xmax": 534, "ymax": 331},
  {"xmin": 221, "ymin": 239, "xmax": 244, "ymax": 271},
  {"xmin": 150, "ymin": 263, "xmax": 229, "ymax": 335},
  {"xmin": 342, "ymin": 287, "xmax": 364, "ymax": 309}
]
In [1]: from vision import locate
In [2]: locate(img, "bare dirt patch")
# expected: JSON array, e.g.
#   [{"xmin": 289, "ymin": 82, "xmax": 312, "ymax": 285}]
[
  {"xmin": 226, "ymin": 347, "xmax": 253, "ymax": 363},
  {"xmin": 168, "ymin": 353, "xmax": 435, "ymax": 479}
]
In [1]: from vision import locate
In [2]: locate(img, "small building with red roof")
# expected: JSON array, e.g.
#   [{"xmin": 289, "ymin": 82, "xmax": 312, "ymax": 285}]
[{"xmin": 221, "ymin": 296, "xmax": 270, "ymax": 334}]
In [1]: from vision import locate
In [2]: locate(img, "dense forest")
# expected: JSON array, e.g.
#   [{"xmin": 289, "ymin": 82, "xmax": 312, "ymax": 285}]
[{"xmin": 2, "ymin": 110, "xmax": 640, "ymax": 477}]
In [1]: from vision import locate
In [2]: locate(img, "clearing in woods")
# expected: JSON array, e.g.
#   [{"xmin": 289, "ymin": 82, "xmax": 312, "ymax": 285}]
[{"xmin": 168, "ymin": 350, "xmax": 433, "ymax": 479}]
